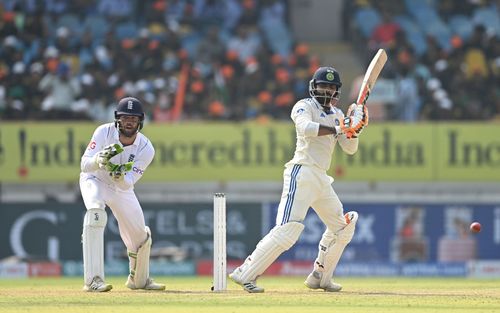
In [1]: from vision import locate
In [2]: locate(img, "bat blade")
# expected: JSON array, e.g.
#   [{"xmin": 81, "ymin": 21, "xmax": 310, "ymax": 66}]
[{"xmin": 356, "ymin": 49, "xmax": 387, "ymax": 106}]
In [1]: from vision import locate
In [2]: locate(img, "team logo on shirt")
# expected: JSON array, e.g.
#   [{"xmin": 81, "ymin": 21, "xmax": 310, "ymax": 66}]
[
  {"xmin": 296, "ymin": 108, "xmax": 305, "ymax": 114},
  {"xmin": 88, "ymin": 141, "xmax": 96, "ymax": 150},
  {"xmin": 335, "ymin": 119, "xmax": 340, "ymax": 126},
  {"xmin": 128, "ymin": 154, "xmax": 135, "ymax": 162}
]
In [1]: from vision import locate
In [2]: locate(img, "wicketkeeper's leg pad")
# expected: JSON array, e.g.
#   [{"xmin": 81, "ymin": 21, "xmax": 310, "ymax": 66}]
[
  {"xmin": 128, "ymin": 226, "xmax": 152, "ymax": 289},
  {"xmin": 315, "ymin": 211, "xmax": 358, "ymax": 287},
  {"xmin": 82, "ymin": 208, "xmax": 107, "ymax": 286},
  {"xmin": 234, "ymin": 221, "xmax": 304, "ymax": 283}
]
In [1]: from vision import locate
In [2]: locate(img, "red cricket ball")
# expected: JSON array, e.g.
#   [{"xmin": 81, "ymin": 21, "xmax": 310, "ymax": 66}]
[{"xmin": 470, "ymin": 222, "xmax": 481, "ymax": 233}]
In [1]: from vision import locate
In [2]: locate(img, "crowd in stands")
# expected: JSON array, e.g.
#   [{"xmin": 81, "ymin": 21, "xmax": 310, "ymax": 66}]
[
  {"xmin": 0, "ymin": 0, "xmax": 318, "ymax": 122},
  {"xmin": 1, "ymin": 0, "xmax": 498, "ymax": 122},
  {"xmin": 348, "ymin": 0, "xmax": 499, "ymax": 121}
]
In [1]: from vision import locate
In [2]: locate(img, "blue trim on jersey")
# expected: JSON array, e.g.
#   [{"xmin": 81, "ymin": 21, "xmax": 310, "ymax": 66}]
[
  {"xmin": 281, "ymin": 164, "xmax": 302, "ymax": 225},
  {"xmin": 138, "ymin": 139, "xmax": 149, "ymax": 153}
]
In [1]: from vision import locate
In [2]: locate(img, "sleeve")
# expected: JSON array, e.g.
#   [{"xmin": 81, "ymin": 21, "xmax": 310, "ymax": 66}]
[
  {"xmin": 80, "ymin": 125, "xmax": 107, "ymax": 173},
  {"xmin": 115, "ymin": 142, "xmax": 155, "ymax": 190},
  {"xmin": 291, "ymin": 101, "xmax": 320, "ymax": 137},
  {"xmin": 336, "ymin": 110, "xmax": 359, "ymax": 155}
]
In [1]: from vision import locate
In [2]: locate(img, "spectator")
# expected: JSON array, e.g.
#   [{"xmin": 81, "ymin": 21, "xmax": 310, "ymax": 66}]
[
  {"xmin": 193, "ymin": 0, "xmax": 226, "ymax": 28},
  {"xmin": 238, "ymin": 0, "xmax": 258, "ymax": 27},
  {"xmin": 163, "ymin": 0, "xmax": 187, "ymax": 25},
  {"xmin": 0, "ymin": 0, "xmax": 318, "ymax": 122},
  {"xmin": 197, "ymin": 25, "xmax": 226, "ymax": 64},
  {"xmin": 227, "ymin": 25, "xmax": 261, "ymax": 63},
  {"xmin": 38, "ymin": 62, "xmax": 82, "ymax": 119},
  {"xmin": 394, "ymin": 49, "xmax": 421, "ymax": 121},
  {"xmin": 370, "ymin": 10, "xmax": 401, "ymax": 51}
]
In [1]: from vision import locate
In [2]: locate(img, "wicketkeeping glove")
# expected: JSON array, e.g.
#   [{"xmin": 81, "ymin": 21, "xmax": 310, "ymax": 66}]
[
  {"xmin": 94, "ymin": 144, "xmax": 124, "ymax": 169},
  {"xmin": 108, "ymin": 161, "xmax": 133, "ymax": 181}
]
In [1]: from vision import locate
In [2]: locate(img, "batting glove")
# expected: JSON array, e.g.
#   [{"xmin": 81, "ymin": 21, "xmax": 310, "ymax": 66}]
[
  {"xmin": 340, "ymin": 116, "xmax": 356, "ymax": 139},
  {"xmin": 345, "ymin": 103, "xmax": 369, "ymax": 138},
  {"xmin": 347, "ymin": 103, "xmax": 369, "ymax": 126}
]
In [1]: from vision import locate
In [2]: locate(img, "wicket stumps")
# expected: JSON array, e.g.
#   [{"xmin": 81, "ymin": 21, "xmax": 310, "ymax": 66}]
[{"xmin": 213, "ymin": 193, "xmax": 227, "ymax": 292}]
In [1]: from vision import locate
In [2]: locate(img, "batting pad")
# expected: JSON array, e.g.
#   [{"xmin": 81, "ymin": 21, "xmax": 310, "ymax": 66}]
[
  {"xmin": 128, "ymin": 226, "xmax": 152, "ymax": 288},
  {"xmin": 238, "ymin": 222, "xmax": 304, "ymax": 283},
  {"xmin": 82, "ymin": 208, "xmax": 107, "ymax": 285},
  {"xmin": 318, "ymin": 211, "xmax": 358, "ymax": 287}
]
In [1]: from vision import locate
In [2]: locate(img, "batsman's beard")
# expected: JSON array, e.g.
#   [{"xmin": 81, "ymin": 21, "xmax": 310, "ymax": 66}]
[{"xmin": 315, "ymin": 90, "xmax": 339, "ymax": 108}]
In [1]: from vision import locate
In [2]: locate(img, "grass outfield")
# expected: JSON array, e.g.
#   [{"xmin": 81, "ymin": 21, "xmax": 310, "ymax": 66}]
[{"xmin": 0, "ymin": 276, "xmax": 499, "ymax": 313}]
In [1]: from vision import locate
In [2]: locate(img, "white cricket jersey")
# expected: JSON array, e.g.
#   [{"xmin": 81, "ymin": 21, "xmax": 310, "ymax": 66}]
[
  {"xmin": 286, "ymin": 98, "xmax": 358, "ymax": 171},
  {"xmin": 80, "ymin": 123, "xmax": 155, "ymax": 190}
]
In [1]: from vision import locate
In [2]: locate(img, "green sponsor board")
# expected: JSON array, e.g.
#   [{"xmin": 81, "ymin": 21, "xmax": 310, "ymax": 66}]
[
  {"xmin": 146, "ymin": 122, "xmax": 295, "ymax": 180},
  {"xmin": 0, "ymin": 123, "xmax": 96, "ymax": 182},
  {"xmin": 332, "ymin": 124, "xmax": 434, "ymax": 181},
  {"xmin": 0, "ymin": 122, "xmax": 295, "ymax": 182},
  {"xmin": 0, "ymin": 122, "xmax": 499, "ymax": 182},
  {"xmin": 436, "ymin": 125, "xmax": 500, "ymax": 180}
]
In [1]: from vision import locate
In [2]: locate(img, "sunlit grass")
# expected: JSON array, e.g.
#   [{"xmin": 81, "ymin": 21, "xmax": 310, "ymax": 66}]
[{"xmin": 0, "ymin": 276, "xmax": 499, "ymax": 313}]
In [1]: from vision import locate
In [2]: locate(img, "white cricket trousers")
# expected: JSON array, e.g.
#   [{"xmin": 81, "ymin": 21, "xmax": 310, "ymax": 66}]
[
  {"xmin": 80, "ymin": 175, "xmax": 148, "ymax": 251},
  {"xmin": 275, "ymin": 164, "xmax": 347, "ymax": 232}
]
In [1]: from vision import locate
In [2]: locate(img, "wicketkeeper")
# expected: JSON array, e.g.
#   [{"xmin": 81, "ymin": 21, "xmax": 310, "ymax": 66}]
[
  {"xmin": 230, "ymin": 67, "xmax": 368, "ymax": 293},
  {"xmin": 80, "ymin": 97, "xmax": 164, "ymax": 292}
]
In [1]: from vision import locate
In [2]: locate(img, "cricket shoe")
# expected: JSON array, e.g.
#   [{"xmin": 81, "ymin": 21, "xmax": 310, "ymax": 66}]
[
  {"xmin": 83, "ymin": 276, "xmax": 113, "ymax": 292},
  {"xmin": 304, "ymin": 271, "xmax": 342, "ymax": 292},
  {"xmin": 229, "ymin": 270, "xmax": 264, "ymax": 293},
  {"xmin": 126, "ymin": 275, "xmax": 166, "ymax": 290}
]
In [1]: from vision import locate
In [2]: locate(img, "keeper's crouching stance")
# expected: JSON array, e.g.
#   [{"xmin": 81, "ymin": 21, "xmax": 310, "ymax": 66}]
[
  {"xmin": 80, "ymin": 97, "xmax": 164, "ymax": 292},
  {"xmin": 230, "ymin": 66, "xmax": 368, "ymax": 293}
]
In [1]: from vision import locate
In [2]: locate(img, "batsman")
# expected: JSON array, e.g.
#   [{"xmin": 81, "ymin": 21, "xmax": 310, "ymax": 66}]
[
  {"xmin": 230, "ymin": 67, "xmax": 369, "ymax": 293},
  {"xmin": 80, "ymin": 97, "xmax": 164, "ymax": 292}
]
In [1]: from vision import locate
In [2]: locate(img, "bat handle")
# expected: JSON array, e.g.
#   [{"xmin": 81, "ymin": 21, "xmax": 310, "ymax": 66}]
[{"xmin": 345, "ymin": 129, "xmax": 356, "ymax": 139}]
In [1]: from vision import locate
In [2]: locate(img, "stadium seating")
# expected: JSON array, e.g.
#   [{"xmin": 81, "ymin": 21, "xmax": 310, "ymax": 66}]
[
  {"xmin": 448, "ymin": 15, "xmax": 473, "ymax": 40},
  {"xmin": 83, "ymin": 15, "xmax": 110, "ymax": 43},
  {"xmin": 350, "ymin": 0, "xmax": 499, "ymax": 121},
  {"xmin": 57, "ymin": 13, "xmax": 81, "ymax": 36},
  {"xmin": 393, "ymin": 15, "xmax": 427, "ymax": 55},
  {"xmin": 472, "ymin": 6, "xmax": 500, "ymax": 36},
  {"xmin": 115, "ymin": 21, "xmax": 138, "ymax": 40},
  {"xmin": 354, "ymin": 8, "xmax": 382, "ymax": 38}
]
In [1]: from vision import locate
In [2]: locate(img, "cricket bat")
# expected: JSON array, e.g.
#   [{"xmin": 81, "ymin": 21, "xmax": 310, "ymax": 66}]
[
  {"xmin": 344, "ymin": 49, "xmax": 387, "ymax": 139},
  {"xmin": 356, "ymin": 48, "xmax": 387, "ymax": 106}
]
